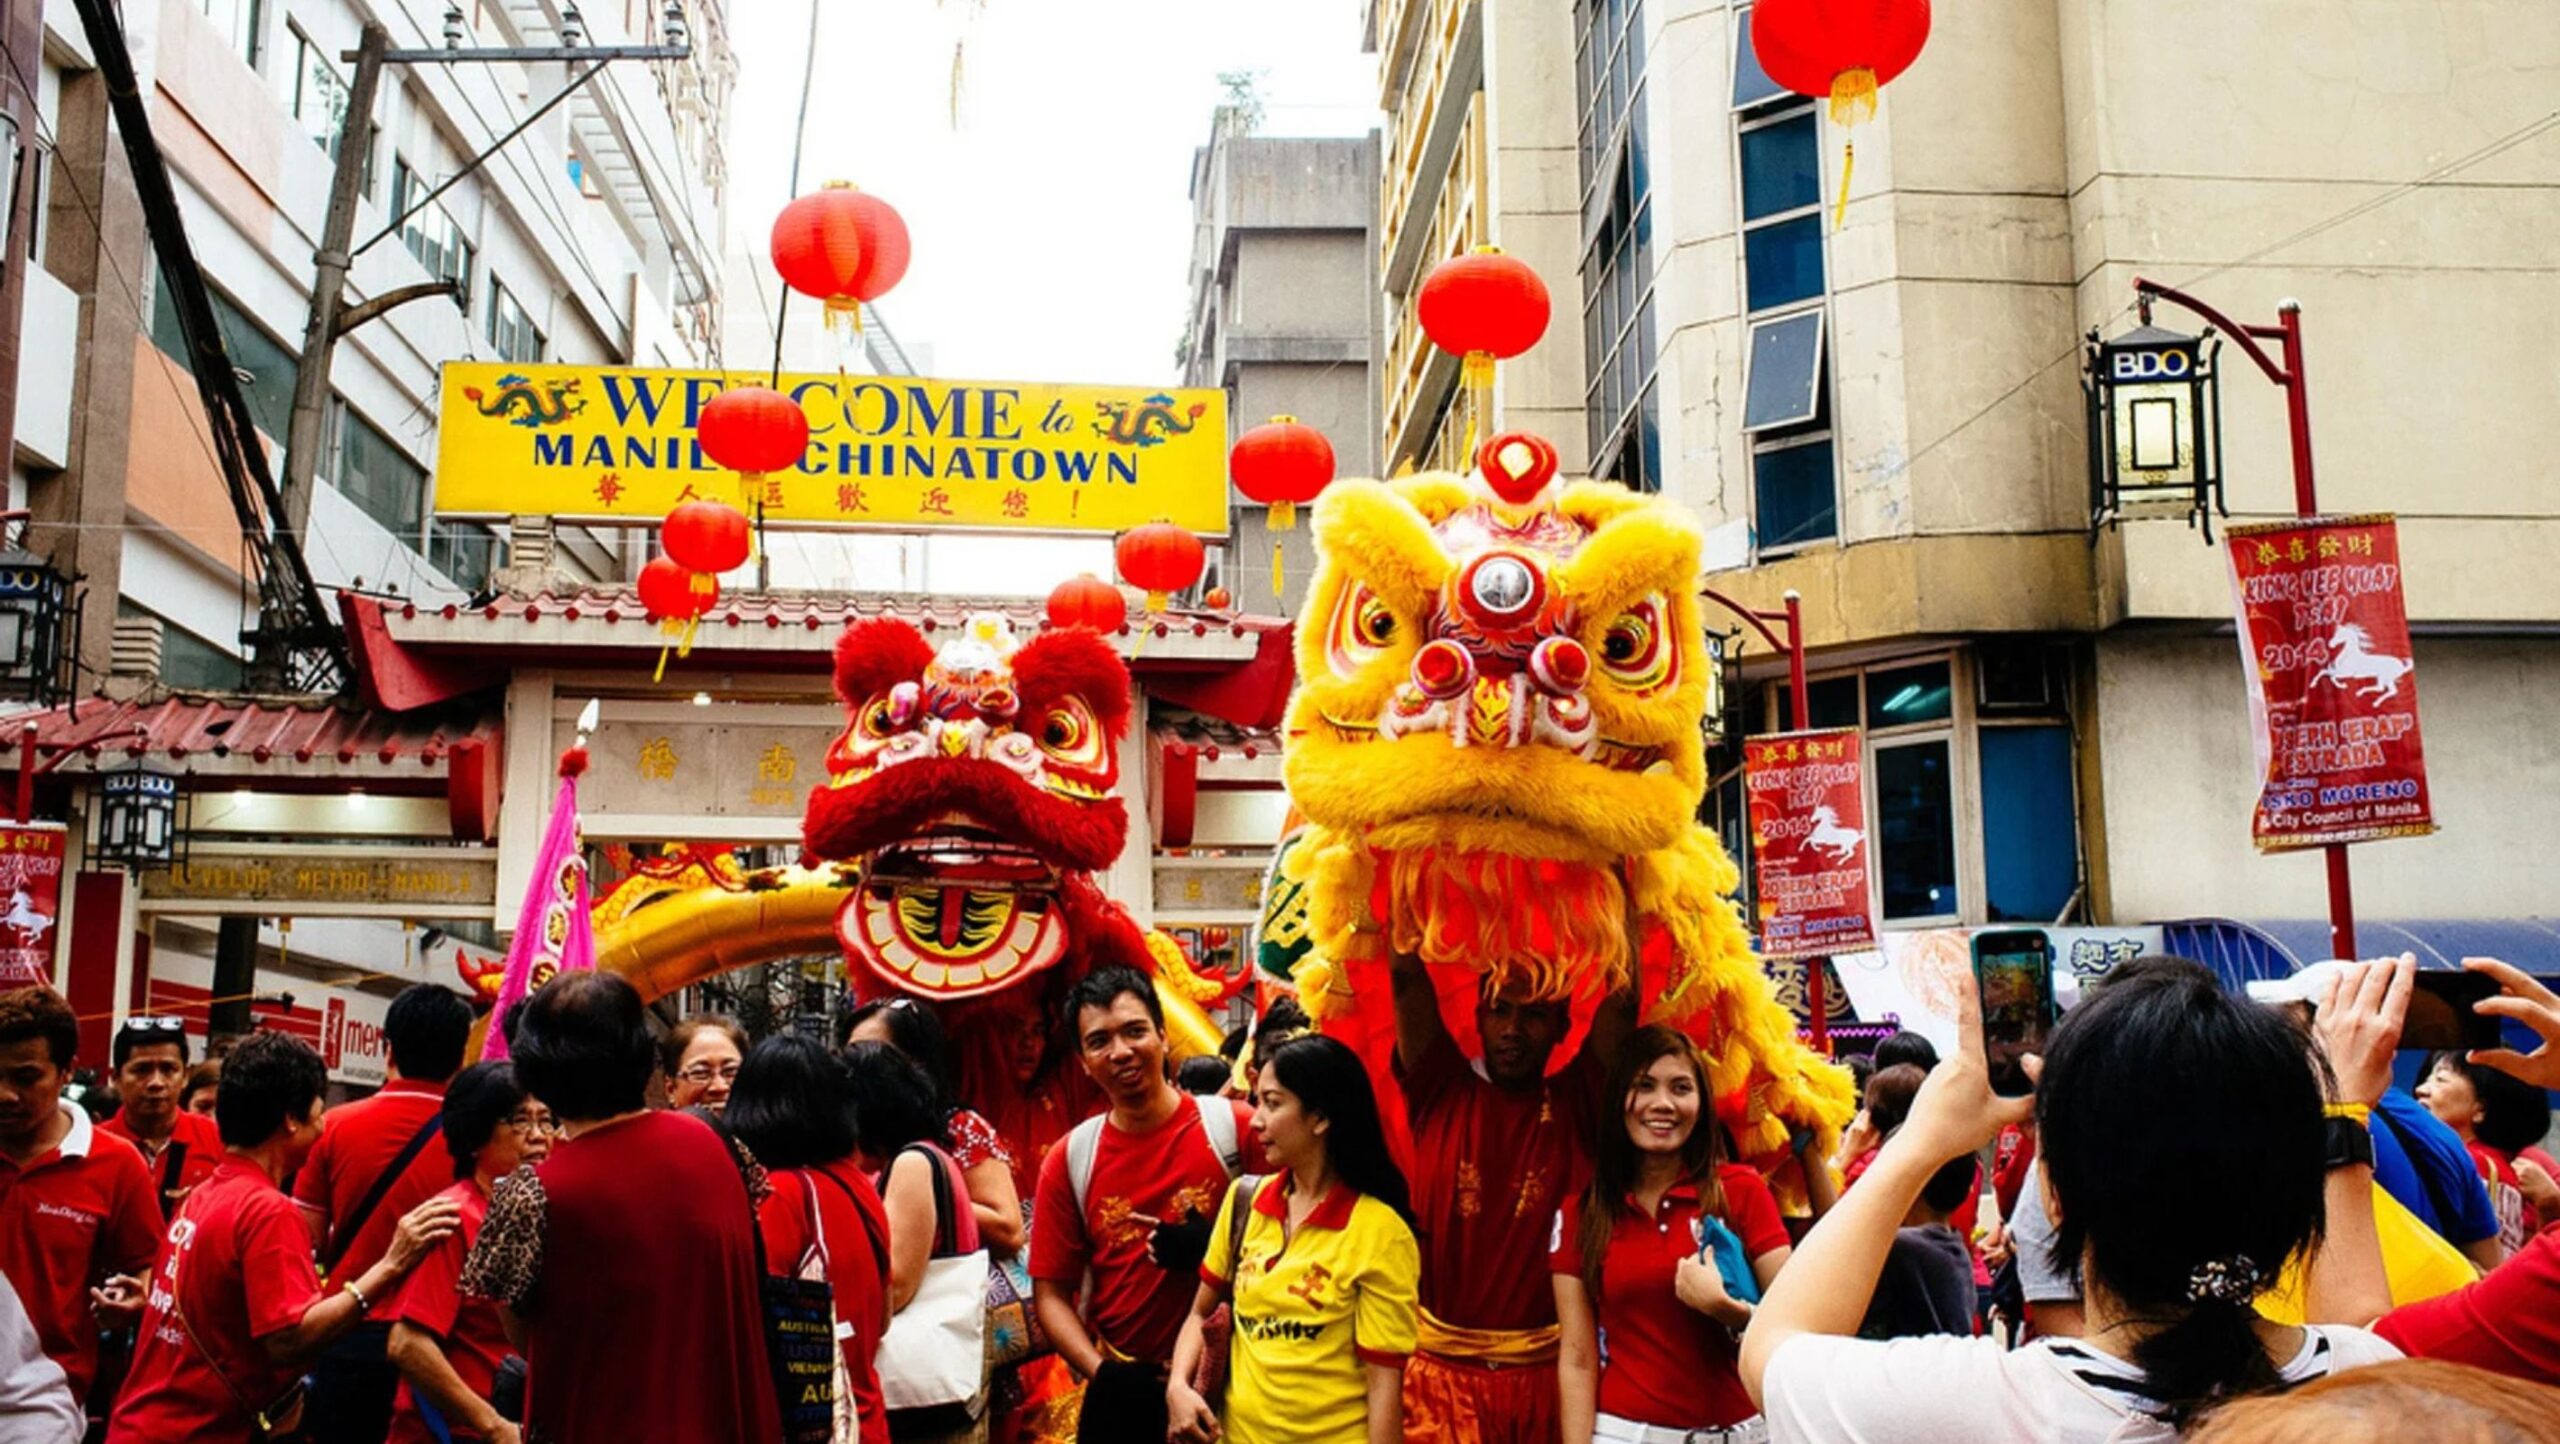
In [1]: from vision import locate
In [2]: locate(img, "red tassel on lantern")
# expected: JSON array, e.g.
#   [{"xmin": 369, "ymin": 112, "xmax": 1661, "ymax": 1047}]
[
  {"xmin": 771, "ymin": 182, "xmax": 911, "ymax": 335},
  {"xmin": 1046, "ymin": 574, "xmax": 1129, "ymax": 634},
  {"xmin": 697, "ymin": 386, "xmax": 811, "ymax": 506},
  {"xmin": 1750, "ymin": 0, "xmax": 1932, "ymax": 228},
  {"xmin": 1229, "ymin": 416, "xmax": 1335, "ymax": 599},
  {"xmin": 1115, "ymin": 522, "xmax": 1206, "ymax": 615}
]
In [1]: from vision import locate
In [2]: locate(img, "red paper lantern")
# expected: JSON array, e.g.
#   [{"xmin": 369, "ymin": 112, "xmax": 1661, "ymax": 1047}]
[
  {"xmin": 637, "ymin": 556, "xmax": 717, "ymax": 621},
  {"xmin": 1229, "ymin": 416, "xmax": 1336, "ymax": 531},
  {"xmin": 1046, "ymin": 574, "xmax": 1128, "ymax": 633},
  {"xmin": 697, "ymin": 387, "xmax": 811, "ymax": 494},
  {"xmin": 1750, "ymin": 0, "xmax": 1931, "ymax": 225},
  {"xmin": 1115, "ymin": 522, "xmax": 1206, "ymax": 614},
  {"xmin": 770, "ymin": 182, "xmax": 911, "ymax": 329},
  {"xmin": 1417, "ymin": 246, "xmax": 1550, "ymax": 387},
  {"xmin": 662, "ymin": 501, "xmax": 751, "ymax": 578}
]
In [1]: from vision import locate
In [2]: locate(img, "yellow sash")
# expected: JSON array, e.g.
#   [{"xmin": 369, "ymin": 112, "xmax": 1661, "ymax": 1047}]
[{"xmin": 1414, "ymin": 1308, "xmax": 1561, "ymax": 1367}]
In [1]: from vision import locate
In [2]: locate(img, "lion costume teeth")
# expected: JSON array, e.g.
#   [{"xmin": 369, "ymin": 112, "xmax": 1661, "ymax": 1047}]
[{"xmin": 1282, "ymin": 451, "xmax": 1853, "ymax": 1171}]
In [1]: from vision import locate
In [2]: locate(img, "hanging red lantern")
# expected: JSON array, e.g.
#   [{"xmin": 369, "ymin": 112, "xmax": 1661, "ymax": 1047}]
[
  {"xmin": 1046, "ymin": 574, "xmax": 1129, "ymax": 634},
  {"xmin": 770, "ymin": 182, "xmax": 911, "ymax": 331},
  {"xmin": 638, "ymin": 556, "xmax": 717, "ymax": 682},
  {"xmin": 1202, "ymin": 586, "xmax": 1233, "ymax": 612},
  {"xmin": 1417, "ymin": 246, "xmax": 1551, "ymax": 391},
  {"xmin": 1750, "ymin": 0, "xmax": 1931, "ymax": 228},
  {"xmin": 696, "ymin": 386, "xmax": 810, "ymax": 502},
  {"xmin": 662, "ymin": 501, "xmax": 751, "ymax": 583},
  {"xmin": 1229, "ymin": 415, "xmax": 1336, "ymax": 599},
  {"xmin": 1114, "ymin": 522, "xmax": 1205, "ymax": 614}
]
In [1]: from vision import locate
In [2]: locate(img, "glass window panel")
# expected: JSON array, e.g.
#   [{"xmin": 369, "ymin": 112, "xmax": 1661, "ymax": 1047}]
[
  {"xmin": 1876, "ymin": 740, "xmax": 1959, "ymax": 920},
  {"xmin": 149, "ymin": 278, "xmax": 296, "ymax": 443},
  {"xmin": 1776, "ymin": 675, "xmax": 1861, "ymax": 731},
  {"xmin": 1744, "ymin": 213, "xmax": 1824, "ymax": 312},
  {"xmin": 1743, "ymin": 311, "xmax": 1824, "ymax": 432},
  {"xmin": 334, "ymin": 404, "xmax": 426, "ymax": 540},
  {"xmin": 1741, "ymin": 113, "xmax": 1821, "ymax": 220},
  {"xmin": 1637, "ymin": 384, "xmax": 1661, "ymax": 493},
  {"xmin": 1981, "ymin": 725, "xmax": 2078, "ymax": 923},
  {"xmin": 1753, "ymin": 436, "xmax": 1837, "ymax": 548},
  {"xmin": 1733, "ymin": 8, "xmax": 1789, "ymax": 109},
  {"xmin": 1865, "ymin": 661, "xmax": 1953, "ymax": 728}
]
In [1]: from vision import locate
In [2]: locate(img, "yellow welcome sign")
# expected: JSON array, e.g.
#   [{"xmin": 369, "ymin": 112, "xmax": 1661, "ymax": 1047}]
[{"xmin": 433, "ymin": 363, "xmax": 1229, "ymax": 535}]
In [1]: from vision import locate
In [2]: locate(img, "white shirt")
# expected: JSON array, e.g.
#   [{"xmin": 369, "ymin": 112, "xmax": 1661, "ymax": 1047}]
[
  {"xmin": 1762, "ymin": 1324, "xmax": 2403, "ymax": 1444},
  {"xmin": 0, "ymin": 1268, "xmax": 81, "ymax": 1444}
]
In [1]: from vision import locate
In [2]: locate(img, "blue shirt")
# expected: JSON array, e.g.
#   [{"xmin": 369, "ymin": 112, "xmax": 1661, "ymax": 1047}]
[{"xmin": 2369, "ymin": 1087, "xmax": 2498, "ymax": 1246}]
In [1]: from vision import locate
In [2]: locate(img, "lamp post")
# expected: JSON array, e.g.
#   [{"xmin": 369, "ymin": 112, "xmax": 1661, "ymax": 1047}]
[
  {"xmin": 2118, "ymin": 279, "xmax": 2354, "ymax": 962},
  {"xmin": 2083, "ymin": 323, "xmax": 2226, "ymax": 539},
  {"xmin": 0, "ymin": 509, "xmax": 68, "ymax": 705},
  {"xmin": 1700, "ymin": 585, "xmax": 1831, "ymax": 1054}
]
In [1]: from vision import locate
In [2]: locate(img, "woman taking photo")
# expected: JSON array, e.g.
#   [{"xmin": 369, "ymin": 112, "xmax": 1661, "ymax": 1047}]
[
  {"xmin": 843, "ymin": 1041, "xmax": 987, "ymax": 1444},
  {"xmin": 459, "ymin": 973, "xmax": 779, "ymax": 1444},
  {"xmin": 385, "ymin": 1062, "xmax": 553, "ymax": 1444},
  {"xmin": 1551, "ymin": 1025, "xmax": 1793, "ymax": 1444},
  {"xmin": 1167, "ymin": 1034, "xmax": 1420, "ymax": 1444},
  {"xmin": 844, "ymin": 997, "xmax": 1023, "ymax": 1253},
  {"xmin": 729, "ymin": 1034, "xmax": 894, "ymax": 1444}
]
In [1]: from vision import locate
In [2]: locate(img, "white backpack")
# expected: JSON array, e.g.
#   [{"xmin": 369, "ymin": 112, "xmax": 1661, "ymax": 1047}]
[{"xmin": 1063, "ymin": 1094, "xmax": 1243, "ymax": 1217}]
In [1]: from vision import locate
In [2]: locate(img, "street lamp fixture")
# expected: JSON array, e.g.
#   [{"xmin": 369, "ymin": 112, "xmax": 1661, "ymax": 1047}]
[
  {"xmin": 2083, "ymin": 321, "xmax": 2226, "ymax": 540},
  {"xmin": 0, "ymin": 512, "xmax": 68, "ymax": 705},
  {"xmin": 95, "ymin": 761, "xmax": 179, "ymax": 868}
]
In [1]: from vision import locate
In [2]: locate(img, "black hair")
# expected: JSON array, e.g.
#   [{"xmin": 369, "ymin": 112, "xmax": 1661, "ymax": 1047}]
[
  {"xmin": 511, "ymin": 972, "xmax": 656, "ymax": 1122},
  {"xmin": 2424, "ymin": 1049, "xmax": 2552, "ymax": 1156},
  {"xmin": 841, "ymin": 1040, "xmax": 944, "ymax": 1159},
  {"xmin": 113, "ymin": 1021, "xmax": 190, "ymax": 1071},
  {"xmin": 1918, "ymin": 1150, "xmax": 1977, "ymax": 1216},
  {"xmin": 1577, "ymin": 1025, "xmax": 1725, "ymax": 1294},
  {"xmin": 1253, "ymin": 996, "xmax": 1309, "ymax": 1057},
  {"xmin": 842, "ymin": 997, "xmax": 956, "ymax": 1113},
  {"xmin": 1263, "ymin": 1035, "xmax": 1412, "ymax": 1227},
  {"xmin": 1063, "ymin": 965, "xmax": 1162, "ymax": 1039},
  {"xmin": 1176, "ymin": 1056, "xmax": 1232, "ymax": 1095},
  {"xmin": 384, "ymin": 984, "xmax": 475, "ymax": 1083},
  {"xmin": 1843, "ymin": 1051, "xmax": 1875, "ymax": 1099},
  {"xmin": 2037, "ymin": 957, "xmax": 2327, "ymax": 1430},
  {"xmin": 729, "ymin": 1033, "xmax": 859, "ymax": 1171},
  {"xmin": 1218, "ymin": 1024, "xmax": 1248, "ymax": 1062},
  {"xmin": 215, "ymin": 1030, "xmax": 327, "ymax": 1148},
  {"xmin": 442, "ymin": 1061, "xmax": 530, "ymax": 1180},
  {"xmin": 1865, "ymin": 1063, "xmax": 1928, "ymax": 1135},
  {"xmin": 0, "ymin": 987, "xmax": 78, "ymax": 1068},
  {"xmin": 179, "ymin": 1060, "xmax": 220, "ymax": 1111},
  {"xmin": 1873, "ymin": 1030, "xmax": 1940, "ymax": 1073}
]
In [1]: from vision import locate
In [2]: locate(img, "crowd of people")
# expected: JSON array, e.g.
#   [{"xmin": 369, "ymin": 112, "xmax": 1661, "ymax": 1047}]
[{"xmin": 0, "ymin": 945, "xmax": 2555, "ymax": 1442}]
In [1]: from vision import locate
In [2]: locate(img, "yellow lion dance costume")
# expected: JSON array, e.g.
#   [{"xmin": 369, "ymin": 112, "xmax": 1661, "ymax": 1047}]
[{"xmin": 1282, "ymin": 438, "xmax": 1852, "ymax": 1170}]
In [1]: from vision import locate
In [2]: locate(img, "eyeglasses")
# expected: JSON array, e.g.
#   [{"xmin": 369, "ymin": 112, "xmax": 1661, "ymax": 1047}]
[
  {"xmin": 118, "ymin": 1017, "xmax": 185, "ymax": 1035},
  {"xmin": 677, "ymin": 1062, "xmax": 741, "ymax": 1085},
  {"xmin": 503, "ymin": 1110, "xmax": 558, "ymax": 1134}
]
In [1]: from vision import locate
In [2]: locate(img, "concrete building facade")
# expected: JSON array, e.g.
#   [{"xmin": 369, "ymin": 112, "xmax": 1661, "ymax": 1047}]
[
  {"xmin": 1182, "ymin": 120, "xmax": 1378, "ymax": 614},
  {"xmin": 1373, "ymin": 0, "xmax": 2560, "ymax": 944}
]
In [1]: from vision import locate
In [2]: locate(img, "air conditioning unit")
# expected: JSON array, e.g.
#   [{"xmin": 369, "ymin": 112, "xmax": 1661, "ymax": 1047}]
[{"xmin": 1976, "ymin": 643, "xmax": 2060, "ymax": 712}]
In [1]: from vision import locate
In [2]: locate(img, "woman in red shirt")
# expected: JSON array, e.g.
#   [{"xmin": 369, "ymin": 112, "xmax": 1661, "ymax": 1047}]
[
  {"xmin": 729, "ymin": 1033, "xmax": 893, "ymax": 1444},
  {"xmin": 1552, "ymin": 1025, "xmax": 1793, "ymax": 1444},
  {"xmin": 384, "ymin": 1061, "xmax": 553, "ymax": 1444},
  {"xmin": 2418, "ymin": 1049, "xmax": 2549, "ymax": 1253},
  {"xmin": 844, "ymin": 997, "xmax": 1023, "ymax": 1255},
  {"xmin": 844, "ymin": 1041, "xmax": 986, "ymax": 1444}
]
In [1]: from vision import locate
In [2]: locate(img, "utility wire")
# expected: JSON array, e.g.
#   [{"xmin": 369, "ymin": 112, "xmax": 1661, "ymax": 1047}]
[{"xmin": 768, "ymin": 0, "xmax": 825, "ymax": 387}]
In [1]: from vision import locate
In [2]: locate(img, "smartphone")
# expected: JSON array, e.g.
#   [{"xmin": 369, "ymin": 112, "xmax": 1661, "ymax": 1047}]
[
  {"xmin": 2402, "ymin": 970, "xmax": 2504, "ymax": 1053},
  {"xmin": 1971, "ymin": 929, "xmax": 2055, "ymax": 1098}
]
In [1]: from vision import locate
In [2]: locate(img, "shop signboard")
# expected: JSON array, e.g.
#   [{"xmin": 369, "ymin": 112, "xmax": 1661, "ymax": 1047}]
[
  {"xmin": 0, "ymin": 823, "xmax": 65, "ymax": 986},
  {"xmin": 1743, "ymin": 728, "xmax": 1875, "ymax": 959}
]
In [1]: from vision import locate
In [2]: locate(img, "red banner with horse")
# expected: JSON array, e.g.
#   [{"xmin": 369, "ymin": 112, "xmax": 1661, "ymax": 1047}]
[{"xmin": 1745, "ymin": 728, "xmax": 1876, "ymax": 960}]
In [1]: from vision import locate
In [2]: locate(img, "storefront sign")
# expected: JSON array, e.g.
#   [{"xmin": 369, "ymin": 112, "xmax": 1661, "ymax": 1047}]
[
  {"xmin": 137, "ymin": 846, "xmax": 497, "ymax": 914},
  {"xmin": 0, "ymin": 824, "xmax": 65, "ymax": 986},
  {"xmin": 433, "ymin": 363, "xmax": 1229, "ymax": 534},
  {"xmin": 1832, "ymin": 926, "xmax": 2170, "ymax": 1056},
  {"xmin": 1743, "ymin": 728, "xmax": 1876, "ymax": 959},
  {"xmin": 145, "ymin": 970, "xmax": 393, "ymax": 1086},
  {"xmin": 2227, "ymin": 515, "xmax": 2435, "ymax": 850},
  {"xmin": 579, "ymin": 722, "xmax": 844, "ymax": 820}
]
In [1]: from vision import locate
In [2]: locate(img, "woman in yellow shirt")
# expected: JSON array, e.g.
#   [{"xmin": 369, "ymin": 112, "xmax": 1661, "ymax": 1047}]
[{"xmin": 1169, "ymin": 1035, "xmax": 1421, "ymax": 1444}]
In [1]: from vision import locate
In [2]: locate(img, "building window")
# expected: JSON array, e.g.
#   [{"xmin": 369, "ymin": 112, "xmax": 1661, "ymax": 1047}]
[
  {"xmin": 120, "ymin": 603, "xmax": 245, "ymax": 691},
  {"xmin": 1732, "ymin": 5, "xmax": 1788, "ymax": 110},
  {"xmin": 329, "ymin": 401, "xmax": 427, "ymax": 542},
  {"xmin": 290, "ymin": 30, "xmax": 352, "ymax": 158},
  {"xmin": 487, "ymin": 284, "xmax": 544, "ymax": 363},
  {"xmin": 1576, "ymin": 0, "xmax": 1658, "ymax": 488},
  {"xmin": 202, "ymin": 0, "xmax": 263, "ymax": 69},
  {"xmin": 1737, "ymin": 94, "xmax": 1837, "ymax": 551},
  {"xmin": 147, "ymin": 276, "xmax": 299, "ymax": 447},
  {"xmin": 1875, "ymin": 738, "xmax": 1960, "ymax": 922},
  {"xmin": 391, "ymin": 159, "xmax": 475, "ymax": 310},
  {"xmin": 427, "ymin": 519, "xmax": 504, "ymax": 592}
]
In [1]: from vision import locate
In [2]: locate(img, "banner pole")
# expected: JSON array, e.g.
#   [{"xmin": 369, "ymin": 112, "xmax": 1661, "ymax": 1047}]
[{"xmin": 2276, "ymin": 302, "xmax": 2358, "ymax": 963}]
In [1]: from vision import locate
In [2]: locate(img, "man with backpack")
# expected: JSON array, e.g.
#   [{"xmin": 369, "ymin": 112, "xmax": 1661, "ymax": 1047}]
[
  {"xmin": 292, "ymin": 984, "xmax": 475, "ymax": 1444},
  {"xmin": 1029, "ymin": 967, "xmax": 1266, "ymax": 1444}
]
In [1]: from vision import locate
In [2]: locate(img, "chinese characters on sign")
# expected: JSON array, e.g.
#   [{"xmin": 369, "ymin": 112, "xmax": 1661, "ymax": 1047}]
[
  {"xmin": 1743, "ymin": 728, "xmax": 1876, "ymax": 959},
  {"xmin": 2226, "ymin": 515, "xmax": 2435, "ymax": 851},
  {"xmin": 750, "ymin": 745, "xmax": 799, "ymax": 809},
  {"xmin": 0, "ymin": 825, "xmax": 65, "ymax": 985}
]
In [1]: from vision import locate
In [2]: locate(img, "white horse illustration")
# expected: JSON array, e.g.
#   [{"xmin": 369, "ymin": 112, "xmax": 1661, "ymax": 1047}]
[
  {"xmin": 2313, "ymin": 623, "xmax": 2414, "ymax": 704},
  {"xmin": 1803, "ymin": 805, "xmax": 1865, "ymax": 864},
  {"xmin": 0, "ymin": 889, "xmax": 52, "ymax": 944}
]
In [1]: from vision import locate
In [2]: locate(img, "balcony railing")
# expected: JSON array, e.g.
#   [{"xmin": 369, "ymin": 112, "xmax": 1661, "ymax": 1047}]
[
  {"xmin": 1380, "ymin": 96, "xmax": 1487, "ymax": 461},
  {"xmin": 1376, "ymin": 0, "xmax": 1475, "ymax": 281}
]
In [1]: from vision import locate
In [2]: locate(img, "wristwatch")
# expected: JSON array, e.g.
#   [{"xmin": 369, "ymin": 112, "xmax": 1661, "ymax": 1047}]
[{"xmin": 2322, "ymin": 1114, "xmax": 2375, "ymax": 1172}]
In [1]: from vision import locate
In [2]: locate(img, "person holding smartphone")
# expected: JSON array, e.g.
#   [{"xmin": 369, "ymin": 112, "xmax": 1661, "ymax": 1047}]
[{"xmin": 1551, "ymin": 1025, "xmax": 1792, "ymax": 1444}]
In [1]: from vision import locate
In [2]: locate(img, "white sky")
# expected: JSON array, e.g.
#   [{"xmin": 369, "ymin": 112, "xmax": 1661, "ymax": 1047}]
[{"xmin": 720, "ymin": 0, "xmax": 1381, "ymax": 388}]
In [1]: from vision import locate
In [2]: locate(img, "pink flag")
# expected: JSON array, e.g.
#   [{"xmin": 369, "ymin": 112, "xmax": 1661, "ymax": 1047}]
[{"xmin": 481, "ymin": 767, "xmax": 594, "ymax": 1060}]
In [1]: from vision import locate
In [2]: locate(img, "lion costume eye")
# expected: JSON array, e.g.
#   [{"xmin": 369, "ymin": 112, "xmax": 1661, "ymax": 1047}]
[
  {"xmin": 1036, "ymin": 701, "xmax": 1105, "ymax": 767},
  {"xmin": 1326, "ymin": 586, "xmax": 1404, "ymax": 675},
  {"xmin": 1597, "ymin": 598, "xmax": 1676, "ymax": 693},
  {"xmin": 859, "ymin": 698, "xmax": 899, "ymax": 739}
]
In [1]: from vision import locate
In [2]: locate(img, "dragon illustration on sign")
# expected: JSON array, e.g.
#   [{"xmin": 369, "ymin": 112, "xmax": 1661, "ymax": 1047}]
[
  {"xmin": 1281, "ymin": 436, "xmax": 1852, "ymax": 1174},
  {"xmin": 464, "ymin": 372, "xmax": 586, "ymax": 428},
  {"xmin": 1091, "ymin": 393, "xmax": 1207, "ymax": 448}
]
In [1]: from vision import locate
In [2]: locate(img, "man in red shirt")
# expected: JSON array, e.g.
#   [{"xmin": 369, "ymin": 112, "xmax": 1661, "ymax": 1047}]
[
  {"xmin": 105, "ymin": 1030, "xmax": 459, "ymax": 1444},
  {"xmin": 1392, "ymin": 948, "xmax": 1631, "ymax": 1444},
  {"xmin": 0, "ymin": 987, "xmax": 163, "ymax": 1417},
  {"xmin": 1031, "ymin": 966, "xmax": 1262, "ymax": 1444},
  {"xmin": 98, "ymin": 1018, "xmax": 223, "ymax": 1222},
  {"xmin": 292, "ymin": 983, "xmax": 473, "ymax": 1444}
]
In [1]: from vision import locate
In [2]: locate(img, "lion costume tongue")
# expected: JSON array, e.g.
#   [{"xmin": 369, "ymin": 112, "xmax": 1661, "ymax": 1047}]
[{"xmin": 839, "ymin": 879, "xmax": 1069, "ymax": 998}]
